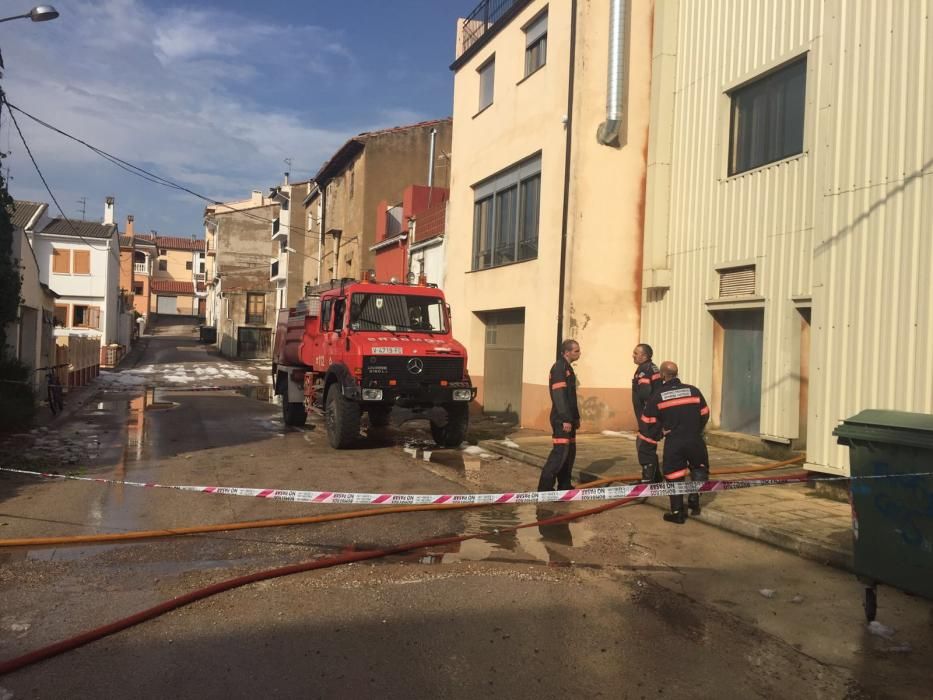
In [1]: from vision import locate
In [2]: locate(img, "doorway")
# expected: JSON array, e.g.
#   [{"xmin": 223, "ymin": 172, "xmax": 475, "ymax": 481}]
[
  {"xmin": 481, "ymin": 308, "xmax": 525, "ymax": 423},
  {"xmin": 717, "ymin": 309, "xmax": 764, "ymax": 434}
]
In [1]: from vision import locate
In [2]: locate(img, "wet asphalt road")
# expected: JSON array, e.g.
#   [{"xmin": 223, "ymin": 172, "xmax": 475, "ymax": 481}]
[{"xmin": 1, "ymin": 325, "xmax": 932, "ymax": 699}]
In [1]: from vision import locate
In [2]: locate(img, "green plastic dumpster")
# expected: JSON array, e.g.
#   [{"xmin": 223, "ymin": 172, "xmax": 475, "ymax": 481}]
[{"xmin": 833, "ymin": 410, "xmax": 933, "ymax": 621}]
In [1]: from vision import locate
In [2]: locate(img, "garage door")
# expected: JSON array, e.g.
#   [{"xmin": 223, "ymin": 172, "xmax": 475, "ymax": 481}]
[{"xmin": 157, "ymin": 295, "xmax": 178, "ymax": 315}]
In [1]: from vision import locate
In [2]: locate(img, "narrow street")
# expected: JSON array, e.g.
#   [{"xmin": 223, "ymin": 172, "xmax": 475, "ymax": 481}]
[{"xmin": 1, "ymin": 325, "xmax": 931, "ymax": 699}]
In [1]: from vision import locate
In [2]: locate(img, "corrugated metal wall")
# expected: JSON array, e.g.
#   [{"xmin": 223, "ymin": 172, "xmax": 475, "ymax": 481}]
[
  {"xmin": 643, "ymin": 0, "xmax": 932, "ymax": 474},
  {"xmin": 809, "ymin": 0, "xmax": 933, "ymax": 472}
]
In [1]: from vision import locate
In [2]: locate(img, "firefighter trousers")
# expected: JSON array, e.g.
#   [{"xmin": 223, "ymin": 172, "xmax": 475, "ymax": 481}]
[
  {"xmin": 538, "ymin": 419, "xmax": 576, "ymax": 491},
  {"xmin": 662, "ymin": 439, "xmax": 709, "ymax": 513}
]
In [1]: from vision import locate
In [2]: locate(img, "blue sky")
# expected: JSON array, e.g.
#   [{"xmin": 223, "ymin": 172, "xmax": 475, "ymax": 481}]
[{"xmin": 1, "ymin": 0, "xmax": 462, "ymax": 236}]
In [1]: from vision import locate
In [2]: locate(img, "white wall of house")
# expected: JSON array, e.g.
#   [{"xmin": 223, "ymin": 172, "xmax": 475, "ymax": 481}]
[
  {"xmin": 410, "ymin": 237, "xmax": 446, "ymax": 289},
  {"xmin": 32, "ymin": 235, "xmax": 120, "ymax": 345}
]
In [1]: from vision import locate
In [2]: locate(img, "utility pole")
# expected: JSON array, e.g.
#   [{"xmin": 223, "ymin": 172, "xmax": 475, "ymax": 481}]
[{"xmin": 76, "ymin": 197, "xmax": 86, "ymax": 220}]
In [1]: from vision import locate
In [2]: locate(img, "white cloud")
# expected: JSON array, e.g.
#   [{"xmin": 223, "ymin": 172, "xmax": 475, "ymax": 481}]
[{"xmin": 1, "ymin": 0, "xmax": 367, "ymax": 233}]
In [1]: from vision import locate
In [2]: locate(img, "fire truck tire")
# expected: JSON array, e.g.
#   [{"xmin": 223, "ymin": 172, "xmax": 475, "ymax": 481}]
[
  {"xmin": 282, "ymin": 400, "xmax": 307, "ymax": 427},
  {"xmin": 326, "ymin": 388, "xmax": 361, "ymax": 448},
  {"xmin": 367, "ymin": 405, "xmax": 392, "ymax": 428},
  {"xmin": 430, "ymin": 404, "xmax": 469, "ymax": 448}
]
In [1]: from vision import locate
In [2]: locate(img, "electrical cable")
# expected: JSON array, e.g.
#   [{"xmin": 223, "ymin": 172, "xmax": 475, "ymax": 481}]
[{"xmin": 3, "ymin": 102, "xmax": 119, "ymax": 261}]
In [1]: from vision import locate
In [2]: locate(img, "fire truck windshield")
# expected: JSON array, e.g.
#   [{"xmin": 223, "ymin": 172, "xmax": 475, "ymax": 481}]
[{"xmin": 349, "ymin": 293, "xmax": 448, "ymax": 333}]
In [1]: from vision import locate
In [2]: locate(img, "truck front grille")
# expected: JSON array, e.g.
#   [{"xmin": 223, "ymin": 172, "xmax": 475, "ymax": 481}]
[{"xmin": 363, "ymin": 355, "xmax": 464, "ymax": 384}]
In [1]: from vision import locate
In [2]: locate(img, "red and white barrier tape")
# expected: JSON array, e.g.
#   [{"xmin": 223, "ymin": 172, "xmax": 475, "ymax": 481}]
[{"xmin": 6, "ymin": 466, "xmax": 926, "ymax": 506}]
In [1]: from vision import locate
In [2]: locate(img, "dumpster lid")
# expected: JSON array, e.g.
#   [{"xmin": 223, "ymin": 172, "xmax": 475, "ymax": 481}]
[{"xmin": 833, "ymin": 409, "xmax": 933, "ymax": 449}]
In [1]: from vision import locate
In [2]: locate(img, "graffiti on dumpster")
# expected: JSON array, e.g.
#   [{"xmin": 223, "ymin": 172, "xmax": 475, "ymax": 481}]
[{"xmin": 864, "ymin": 460, "xmax": 933, "ymax": 551}]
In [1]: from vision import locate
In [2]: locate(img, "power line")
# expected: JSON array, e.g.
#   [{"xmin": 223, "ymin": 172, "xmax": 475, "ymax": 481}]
[
  {"xmin": 4, "ymin": 100, "xmax": 327, "ymax": 265},
  {"xmin": 3, "ymin": 100, "xmax": 119, "ymax": 260}
]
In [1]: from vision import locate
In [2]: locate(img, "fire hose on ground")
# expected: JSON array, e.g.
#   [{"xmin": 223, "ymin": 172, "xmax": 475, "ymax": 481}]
[{"xmin": 0, "ymin": 456, "xmax": 805, "ymax": 676}]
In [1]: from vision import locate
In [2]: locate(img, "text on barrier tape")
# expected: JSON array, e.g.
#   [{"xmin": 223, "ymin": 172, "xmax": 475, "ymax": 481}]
[{"xmin": 2, "ymin": 467, "xmax": 931, "ymax": 506}]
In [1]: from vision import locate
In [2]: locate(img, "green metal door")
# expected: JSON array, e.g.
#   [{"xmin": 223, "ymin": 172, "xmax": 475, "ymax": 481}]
[
  {"xmin": 482, "ymin": 308, "xmax": 524, "ymax": 423},
  {"xmin": 719, "ymin": 309, "xmax": 764, "ymax": 434}
]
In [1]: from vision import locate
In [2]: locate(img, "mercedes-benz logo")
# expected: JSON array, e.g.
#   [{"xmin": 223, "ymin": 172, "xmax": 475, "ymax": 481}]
[{"xmin": 407, "ymin": 357, "xmax": 424, "ymax": 374}]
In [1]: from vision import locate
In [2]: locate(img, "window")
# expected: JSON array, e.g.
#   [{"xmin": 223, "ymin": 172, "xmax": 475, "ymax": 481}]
[
  {"xmin": 350, "ymin": 294, "xmax": 448, "ymax": 334},
  {"xmin": 320, "ymin": 299, "xmax": 333, "ymax": 330},
  {"xmin": 472, "ymin": 154, "xmax": 541, "ymax": 270},
  {"xmin": 133, "ymin": 282, "xmax": 144, "ymax": 295},
  {"xmin": 73, "ymin": 250, "xmax": 91, "ymax": 275},
  {"xmin": 245, "ymin": 293, "xmax": 265, "ymax": 325},
  {"xmin": 52, "ymin": 248, "xmax": 71, "ymax": 274},
  {"xmin": 185, "ymin": 261, "xmax": 193, "ymax": 270},
  {"xmin": 158, "ymin": 260, "xmax": 167, "ymax": 271},
  {"xmin": 53, "ymin": 304, "xmax": 68, "ymax": 326},
  {"xmin": 199, "ymin": 260, "xmax": 206, "ymax": 273},
  {"xmin": 524, "ymin": 11, "xmax": 547, "ymax": 76},
  {"xmin": 478, "ymin": 57, "xmax": 495, "ymax": 111},
  {"xmin": 72, "ymin": 305, "xmax": 100, "ymax": 329},
  {"xmin": 272, "ymin": 217, "xmax": 280, "ymax": 236},
  {"xmin": 159, "ymin": 249, "xmax": 167, "ymax": 255},
  {"xmin": 729, "ymin": 57, "xmax": 806, "ymax": 175}
]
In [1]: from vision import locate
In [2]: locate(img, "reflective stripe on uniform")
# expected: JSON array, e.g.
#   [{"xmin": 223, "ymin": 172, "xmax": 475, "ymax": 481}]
[
  {"xmin": 657, "ymin": 396, "xmax": 701, "ymax": 410},
  {"xmin": 638, "ymin": 378, "xmax": 652, "ymax": 385},
  {"xmin": 552, "ymin": 437, "xmax": 575, "ymax": 445},
  {"xmin": 700, "ymin": 406, "xmax": 710, "ymax": 415},
  {"xmin": 551, "ymin": 381, "xmax": 567, "ymax": 389},
  {"xmin": 665, "ymin": 468, "xmax": 689, "ymax": 480},
  {"xmin": 637, "ymin": 433, "xmax": 658, "ymax": 444},
  {"xmin": 641, "ymin": 416, "xmax": 658, "ymax": 424}
]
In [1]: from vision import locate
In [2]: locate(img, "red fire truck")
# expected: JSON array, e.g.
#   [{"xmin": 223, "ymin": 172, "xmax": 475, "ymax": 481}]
[{"xmin": 272, "ymin": 277, "xmax": 476, "ymax": 449}]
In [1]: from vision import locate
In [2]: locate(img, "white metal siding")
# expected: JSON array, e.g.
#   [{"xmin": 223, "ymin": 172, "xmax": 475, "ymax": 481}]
[{"xmin": 644, "ymin": 0, "xmax": 932, "ymax": 474}]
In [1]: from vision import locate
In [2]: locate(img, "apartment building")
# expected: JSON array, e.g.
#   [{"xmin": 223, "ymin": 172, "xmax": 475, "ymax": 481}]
[{"xmin": 445, "ymin": 0, "xmax": 653, "ymax": 430}]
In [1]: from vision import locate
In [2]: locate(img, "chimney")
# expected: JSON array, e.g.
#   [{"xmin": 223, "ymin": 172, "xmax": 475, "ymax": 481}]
[
  {"xmin": 104, "ymin": 196, "xmax": 115, "ymax": 225},
  {"xmin": 126, "ymin": 215, "xmax": 135, "ymax": 238}
]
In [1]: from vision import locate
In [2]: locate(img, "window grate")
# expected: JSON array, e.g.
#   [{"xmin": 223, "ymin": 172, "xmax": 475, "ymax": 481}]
[{"xmin": 719, "ymin": 266, "xmax": 756, "ymax": 297}]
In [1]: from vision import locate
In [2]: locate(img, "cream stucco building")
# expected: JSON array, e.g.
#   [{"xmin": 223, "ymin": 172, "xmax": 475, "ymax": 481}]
[
  {"xmin": 445, "ymin": 0, "xmax": 654, "ymax": 430},
  {"xmin": 641, "ymin": 0, "xmax": 933, "ymax": 474}
]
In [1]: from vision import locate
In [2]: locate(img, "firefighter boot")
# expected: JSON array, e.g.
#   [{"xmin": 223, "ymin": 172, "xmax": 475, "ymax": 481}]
[
  {"xmin": 663, "ymin": 494, "xmax": 686, "ymax": 524},
  {"xmin": 687, "ymin": 493, "xmax": 701, "ymax": 516}
]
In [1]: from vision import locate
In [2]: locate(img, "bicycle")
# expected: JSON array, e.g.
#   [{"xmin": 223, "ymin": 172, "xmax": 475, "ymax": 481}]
[{"xmin": 39, "ymin": 365, "xmax": 66, "ymax": 416}]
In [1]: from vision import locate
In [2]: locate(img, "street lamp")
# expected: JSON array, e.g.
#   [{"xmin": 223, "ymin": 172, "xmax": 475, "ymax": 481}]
[{"xmin": 0, "ymin": 6, "xmax": 59, "ymax": 23}]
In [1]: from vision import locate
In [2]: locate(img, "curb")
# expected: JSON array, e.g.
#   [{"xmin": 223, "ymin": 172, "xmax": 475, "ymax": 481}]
[{"xmin": 478, "ymin": 439, "xmax": 853, "ymax": 573}]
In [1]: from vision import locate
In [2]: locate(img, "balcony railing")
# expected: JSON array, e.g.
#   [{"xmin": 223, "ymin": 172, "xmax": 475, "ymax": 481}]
[
  {"xmin": 133, "ymin": 262, "xmax": 148, "ymax": 274},
  {"xmin": 193, "ymin": 272, "xmax": 206, "ymax": 282},
  {"xmin": 459, "ymin": 0, "xmax": 522, "ymax": 56}
]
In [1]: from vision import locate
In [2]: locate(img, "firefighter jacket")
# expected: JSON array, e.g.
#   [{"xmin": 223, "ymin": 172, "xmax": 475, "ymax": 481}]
[
  {"xmin": 640, "ymin": 378, "xmax": 709, "ymax": 444},
  {"xmin": 549, "ymin": 357, "xmax": 580, "ymax": 427},
  {"xmin": 631, "ymin": 360, "xmax": 661, "ymax": 420}
]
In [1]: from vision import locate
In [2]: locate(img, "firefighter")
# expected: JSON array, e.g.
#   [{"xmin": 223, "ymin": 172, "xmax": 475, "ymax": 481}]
[
  {"xmin": 641, "ymin": 361, "xmax": 710, "ymax": 524},
  {"xmin": 537, "ymin": 339, "xmax": 582, "ymax": 492},
  {"xmin": 631, "ymin": 343, "xmax": 662, "ymax": 483}
]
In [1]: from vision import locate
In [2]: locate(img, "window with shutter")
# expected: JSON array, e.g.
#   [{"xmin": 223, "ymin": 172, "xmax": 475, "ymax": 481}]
[
  {"xmin": 52, "ymin": 248, "xmax": 71, "ymax": 274},
  {"xmin": 719, "ymin": 266, "xmax": 757, "ymax": 297},
  {"xmin": 89, "ymin": 306, "xmax": 101, "ymax": 329},
  {"xmin": 73, "ymin": 250, "xmax": 91, "ymax": 275}
]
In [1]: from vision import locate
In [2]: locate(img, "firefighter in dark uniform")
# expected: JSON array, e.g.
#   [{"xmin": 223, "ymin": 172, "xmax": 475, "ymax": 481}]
[
  {"xmin": 537, "ymin": 339, "xmax": 582, "ymax": 492},
  {"xmin": 640, "ymin": 361, "xmax": 710, "ymax": 524},
  {"xmin": 632, "ymin": 343, "xmax": 662, "ymax": 483}
]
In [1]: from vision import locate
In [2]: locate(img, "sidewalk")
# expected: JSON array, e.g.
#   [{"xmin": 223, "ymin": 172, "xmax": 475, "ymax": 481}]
[{"xmin": 479, "ymin": 430, "xmax": 853, "ymax": 571}]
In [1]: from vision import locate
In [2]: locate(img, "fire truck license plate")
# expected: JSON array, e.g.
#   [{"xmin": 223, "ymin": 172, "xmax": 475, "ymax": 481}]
[{"xmin": 371, "ymin": 347, "xmax": 403, "ymax": 354}]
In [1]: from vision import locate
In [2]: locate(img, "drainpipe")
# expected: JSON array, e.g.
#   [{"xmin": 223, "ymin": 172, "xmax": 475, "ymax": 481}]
[
  {"xmin": 596, "ymin": 0, "xmax": 627, "ymax": 147},
  {"xmin": 556, "ymin": 0, "xmax": 579, "ymax": 358},
  {"xmin": 427, "ymin": 128, "xmax": 437, "ymax": 206},
  {"xmin": 317, "ymin": 184, "xmax": 326, "ymax": 285}
]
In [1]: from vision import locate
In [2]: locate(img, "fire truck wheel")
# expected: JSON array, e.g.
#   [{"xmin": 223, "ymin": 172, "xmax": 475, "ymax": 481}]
[
  {"xmin": 282, "ymin": 400, "xmax": 307, "ymax": 427},
  {"xmin": 430, "ymin": 404, "xmax": 469, "ymax": 448},
  {"xmin": 326, "ymin": 388, "xmax": 361, "ymax": 448},
  {"xmin": 368, "ymin": 405, "xmax": 392, "ymax": 428}
]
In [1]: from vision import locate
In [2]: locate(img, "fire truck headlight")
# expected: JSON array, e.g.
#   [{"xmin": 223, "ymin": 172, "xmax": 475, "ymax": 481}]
[
  {"xmin": 362, "ymin": 389, "xmax": 384, "ymax": 401},
  {"xmin": 452, "ymin": 389, "xmax": 473, "ymax": 401}
]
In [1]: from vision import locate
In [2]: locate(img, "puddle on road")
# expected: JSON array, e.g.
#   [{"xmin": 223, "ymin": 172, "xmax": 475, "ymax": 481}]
[{"xmin": 389, "ymin": 504, "xmax": 596, "ymax": 567}]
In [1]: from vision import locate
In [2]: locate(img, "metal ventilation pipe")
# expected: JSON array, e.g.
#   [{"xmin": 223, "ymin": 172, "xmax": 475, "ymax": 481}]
[{"xmin": 596, "ymin": 0, "xmax": 626, "ymax": 147}]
